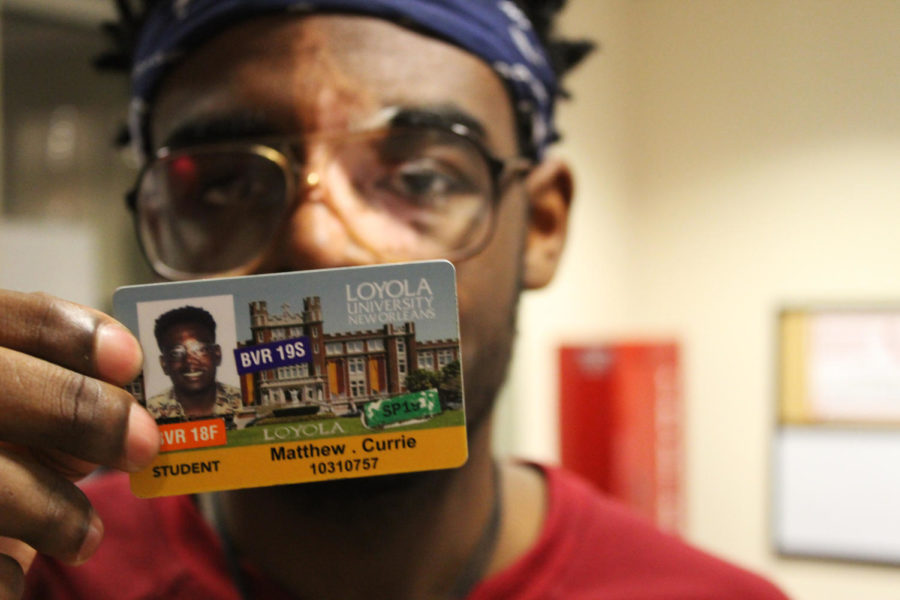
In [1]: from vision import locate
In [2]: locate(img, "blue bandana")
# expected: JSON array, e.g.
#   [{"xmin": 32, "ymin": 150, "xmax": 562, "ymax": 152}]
[{"xmin": 130, "ymin": 0, "xmax": 559, "ymax": 159}]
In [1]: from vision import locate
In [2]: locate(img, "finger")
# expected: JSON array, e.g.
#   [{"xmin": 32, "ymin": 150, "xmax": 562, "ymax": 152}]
[
  {"xmin": 23, "ymin": 448, "xmax": 103, "ymax": 483},
  {"xmin": 0, "ymin": 291, "xmax": 142, "ymax": 386},
  {"xmin": 0, "ymin": 349, "xmax": 158, "ymax": 471},
  {"xmin": 0, "ymin": 538, "xmax": 35, "ymax": 574},
  {"xmin": 0, "ymin": 449, "xmax": 103, "ymax": 566},
  {"xmin": 0, "ymin": 553, "xmax": 24, "ymax": 600}
]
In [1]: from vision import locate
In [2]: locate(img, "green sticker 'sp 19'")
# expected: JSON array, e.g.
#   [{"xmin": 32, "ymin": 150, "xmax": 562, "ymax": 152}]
[{"xmin": 363, "ymin": 389, "xmax": 442, "ymax": 428}]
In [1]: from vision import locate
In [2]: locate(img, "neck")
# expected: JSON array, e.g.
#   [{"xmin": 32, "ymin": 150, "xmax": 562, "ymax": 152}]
[{"xmin": 214, "ymin": 421, "xmax": 515, "ymax": 600}]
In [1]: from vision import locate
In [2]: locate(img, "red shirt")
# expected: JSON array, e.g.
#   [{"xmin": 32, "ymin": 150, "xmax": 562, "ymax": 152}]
[
  {"xmin": 25, "ymin": 467, "xmax": 788, "ymax": 599},
  {"xmin": 467, "ymin": 467, "xmax": 789, "ymax": 599}
]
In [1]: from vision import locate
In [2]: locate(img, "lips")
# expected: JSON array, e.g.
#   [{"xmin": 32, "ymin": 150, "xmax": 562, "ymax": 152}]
[{"xmin": 176, "ymin": 368, "xmax": 210, "ymax": 393}]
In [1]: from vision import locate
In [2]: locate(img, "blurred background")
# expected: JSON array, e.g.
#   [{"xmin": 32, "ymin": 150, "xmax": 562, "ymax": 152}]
[
  {"xmin": 2, "ymin": 1, "xmax": 899, "ymax": 598},
  {"xmin": 1, "ymin": 0, "xmax": 152, "ymax": 307}
]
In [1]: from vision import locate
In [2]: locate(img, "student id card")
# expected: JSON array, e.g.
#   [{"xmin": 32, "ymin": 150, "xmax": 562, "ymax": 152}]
[{"xmin": 113, "ymin": 261, "xmax": 467, "ymax": 497}]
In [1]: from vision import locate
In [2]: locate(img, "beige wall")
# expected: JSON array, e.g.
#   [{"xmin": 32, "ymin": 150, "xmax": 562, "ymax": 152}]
[{"xmin": 497, "ymin": 2, "xmax": 900, "ymax": 599}]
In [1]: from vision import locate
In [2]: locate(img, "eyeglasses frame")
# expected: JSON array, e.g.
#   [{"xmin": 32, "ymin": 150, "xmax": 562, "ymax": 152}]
[{"xmin": 126, "ymin": 116, "xmax": 532, "ymax": 280}]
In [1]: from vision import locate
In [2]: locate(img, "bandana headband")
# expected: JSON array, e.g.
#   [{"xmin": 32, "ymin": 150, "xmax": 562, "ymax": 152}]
[{"xmin": 130, "ymin": 0, "xmax": 559, "ymax": 160}]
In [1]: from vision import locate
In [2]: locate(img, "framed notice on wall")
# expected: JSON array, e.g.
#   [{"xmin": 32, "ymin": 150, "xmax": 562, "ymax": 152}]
[{"xmin": 774, "ymin": 307, "xmax": 900, "ymax": 564}]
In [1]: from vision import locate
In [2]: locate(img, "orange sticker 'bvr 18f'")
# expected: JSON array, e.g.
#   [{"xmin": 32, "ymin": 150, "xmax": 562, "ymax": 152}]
[{"xmin": 158, "ymin": 419, "xmax": 228, "ymax": 452}]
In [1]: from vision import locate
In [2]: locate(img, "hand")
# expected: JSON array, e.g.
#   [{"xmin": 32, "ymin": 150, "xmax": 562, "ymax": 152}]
[{"xmin": 0, "ymin": 291, "xmax": 159, "ymax": 599}]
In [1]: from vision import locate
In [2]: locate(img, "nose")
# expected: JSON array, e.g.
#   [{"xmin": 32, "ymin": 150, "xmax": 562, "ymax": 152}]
[
  {"xmin": 184, "ymin": 351, "xmax": 204, "ymax": 368},
  {"xmin": 254, "ymin": 154, "xmax": 379, "ymax": 273}
]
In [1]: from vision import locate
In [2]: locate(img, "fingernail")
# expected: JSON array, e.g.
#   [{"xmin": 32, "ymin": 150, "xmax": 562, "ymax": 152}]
[
  {"xmin": 125, "ymin": 403, "xmax": 160, "ymax": 472},
  {"xmin": 95, "ymin": 322, "xmax": 143, "ymax": 384},
  {"xmin": 74, "ymin": 513, "xmax": 104, "ymax": 565}
]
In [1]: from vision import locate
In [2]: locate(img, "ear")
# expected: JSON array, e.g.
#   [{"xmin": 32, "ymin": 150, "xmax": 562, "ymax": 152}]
[
  {"xmin": 521, "ymin": 158, "xmax": 573, "ymax": 290},
  {"xmin": 160, "ymin": 355, "xmax": 170, "ymax": 376},
  {"xmin": 213, "ymin": 344, "xmax": 222, "ymax": 367}
]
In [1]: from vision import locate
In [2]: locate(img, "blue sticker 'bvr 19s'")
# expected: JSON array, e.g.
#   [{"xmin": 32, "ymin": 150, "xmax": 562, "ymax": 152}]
[{"xmin": 235, "ymin": 337, "xmax": 312, "ymax": 375}]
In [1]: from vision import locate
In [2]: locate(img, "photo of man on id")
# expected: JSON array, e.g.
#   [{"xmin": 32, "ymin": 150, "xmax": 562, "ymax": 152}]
[
  {"xmin": 1, "ymin": 1, "xmax": 792, "ymax": 599},
  {"xmin": 146, "ymin": 305, "xmax": 242, "ymax": 423}
]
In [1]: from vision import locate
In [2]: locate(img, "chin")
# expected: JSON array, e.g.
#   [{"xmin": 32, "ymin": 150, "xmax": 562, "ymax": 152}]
[
  {"xmin": 256, "ymin": 468, "xmax": 454, "ymax": 511},
  {"xmin": 178, "ymin": 379, "xmax": 213, "ymax": 392},
  {"xmin": 293, "ymin": 469, "xmax": 431, "ymax": 496}
]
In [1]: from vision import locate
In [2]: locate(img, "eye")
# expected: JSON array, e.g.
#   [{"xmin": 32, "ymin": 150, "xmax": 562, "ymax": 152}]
[
  {"xmin": 197, "ymin": 173, "xmax": 254, "ymax": 206},
  {"xmin": 378, "ymin": 158, "xmax": 476, "ymax": 207},
  {"xmin": 165, "ymin": 347, "xmax": 187, "ymax": 362},
  {"xmin": 167, "ymin": 154, "xmax": 276, "ymax": 210}
]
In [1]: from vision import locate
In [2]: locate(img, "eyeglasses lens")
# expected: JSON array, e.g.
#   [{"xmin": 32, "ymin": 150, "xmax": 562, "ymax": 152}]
[
  {"xmin": 137, "ymin": 151, "xmax": 288, "ymax": 277},
  {"xmin": 327, "ymin": 128, "xmax": 494, "ymax": 259},
  {"xmin": 164, "ymin": 340, "xmax": 213, "ymax": 362}
]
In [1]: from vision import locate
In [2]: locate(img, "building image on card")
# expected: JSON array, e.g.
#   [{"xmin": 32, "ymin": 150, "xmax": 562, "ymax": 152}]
[{"xmin": 236, "ymin": 296, "xmax": 460, "ymax": 428}]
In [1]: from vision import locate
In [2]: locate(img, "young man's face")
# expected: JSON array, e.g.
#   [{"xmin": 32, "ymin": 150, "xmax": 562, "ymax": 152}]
[
  {"xmin": 158, "ymin": 322, "xmax": 222, "ymax": 395},
  {"xmin": 149, "ymin": 15, "xmax": 570, "ymax": 432}
]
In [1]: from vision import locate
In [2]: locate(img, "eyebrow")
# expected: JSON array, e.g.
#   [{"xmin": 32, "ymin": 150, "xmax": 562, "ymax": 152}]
[
  {"xmin": 386, "ymin": 105, "xmax": 489, "ymax": 142},
  {"xmin": 161, "ymin": 111, "xmax": 283, "ymax": 149},
  {"xmin": 159, "ymin": 104, "xmax": 490, "ymax": 150}
]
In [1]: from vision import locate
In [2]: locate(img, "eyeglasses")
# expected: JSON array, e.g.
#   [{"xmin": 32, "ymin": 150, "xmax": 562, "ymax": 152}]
[
  {"xmin": 128, "ymin": 113, "xmax": 531, "ymax": 280},
  {"xmin": 162, "ymin": 340, "xmax": 217, "ymax": 363}
]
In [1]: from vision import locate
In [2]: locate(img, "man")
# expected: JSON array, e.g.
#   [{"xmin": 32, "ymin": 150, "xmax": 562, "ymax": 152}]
[
  {"xmin": 146, "ymin": 305, "xmax": 242, "ymax": 421},
  {"xmin": 0, "ymin": 1, "xmax": 789, "ymax": 598}
]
